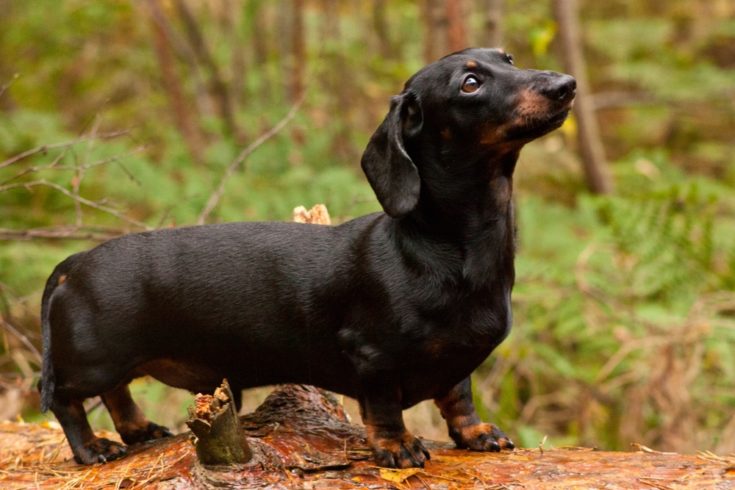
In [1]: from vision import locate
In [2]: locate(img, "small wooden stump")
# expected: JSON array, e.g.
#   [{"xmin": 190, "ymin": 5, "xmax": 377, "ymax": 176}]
[
  {"xmin": 292, "ymin": 203, "xmax": 331, "ymax": 225},
  {"xmin": 186, "ymin": 379, "xmax": 252, "ymax": 466}
]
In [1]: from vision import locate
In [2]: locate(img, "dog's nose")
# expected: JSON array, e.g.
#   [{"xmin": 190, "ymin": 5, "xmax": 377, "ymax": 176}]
[{"xmin": 543, "ymin": 75, "xmax": 576, "ymax": 102}]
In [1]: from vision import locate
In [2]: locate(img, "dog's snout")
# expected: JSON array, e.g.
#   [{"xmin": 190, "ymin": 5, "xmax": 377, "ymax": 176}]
[{"xmin": 544, "ymin": 75, "xmax": 576, "ymax": 102}]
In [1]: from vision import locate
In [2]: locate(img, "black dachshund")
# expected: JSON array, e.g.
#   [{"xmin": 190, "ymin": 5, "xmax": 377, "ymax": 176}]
[{"xmin": 39, "ymin": 48, "xmax": 575, "ymax": 468}]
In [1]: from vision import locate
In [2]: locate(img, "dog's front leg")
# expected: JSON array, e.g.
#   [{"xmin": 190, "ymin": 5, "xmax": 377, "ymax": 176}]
[
  {"xmin": 435, "ymin": 376, "xmax": 515, "ymax": 452},
  {"xmin": 359, "ymin": 383, "xmax": 430, "ymax": 468}
]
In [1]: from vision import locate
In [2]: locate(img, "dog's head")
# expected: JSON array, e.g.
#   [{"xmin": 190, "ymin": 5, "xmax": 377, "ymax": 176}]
[{"xmin": 362, "ymin": 48, "xmax": 576, "ymax": 218}]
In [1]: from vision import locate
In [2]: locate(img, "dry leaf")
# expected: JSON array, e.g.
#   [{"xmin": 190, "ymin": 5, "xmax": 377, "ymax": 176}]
[{"xmin": 379, "ymin": 467, "xmax": 422, "ymax": 483}]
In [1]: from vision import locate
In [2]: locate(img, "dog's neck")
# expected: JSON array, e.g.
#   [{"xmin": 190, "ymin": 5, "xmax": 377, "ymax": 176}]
[{"xmin": 393, "ymin": 150, "xmax": 518, "ymax": 289}]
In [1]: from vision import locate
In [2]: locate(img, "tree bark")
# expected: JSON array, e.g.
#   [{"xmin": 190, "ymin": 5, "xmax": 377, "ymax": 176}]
[
  {"xmin": 174, "ymin": 0, "xmax": 242, "ymax": 142},
  {"xmin": 484, "ymin": 0, "xmax": 504, "ymax": 48},
  {"xmin": 445, "ymin": 0, "xmax": 468, "ymax": 52},
  {"xmin": 250, "ymin": 1, "xmax": 269, "ymax": 67},
  {"xmin": 290, "ymin": 0, "xmax": 306, "ymax": 104},
  {"xmin": 222, "ymin": 0, "xmax": 248, "ymax": 109},
  {"xmin": 422, "ymin": 0, "xmax": 447, "ymax": 63},
  {"xmin": 146, "ymin": 1, "xmax": 206, "ymax": 165},
  {"xmin": 552, "ymin": 0, "xmax": 614, "ymax": 194},
  {"xmin": 319, "ymin": 0, "xmax": 353, "ymax": 161},
  {"xmin": 372, "ymin": 0, "xmax": 393, "ymax": 60}
]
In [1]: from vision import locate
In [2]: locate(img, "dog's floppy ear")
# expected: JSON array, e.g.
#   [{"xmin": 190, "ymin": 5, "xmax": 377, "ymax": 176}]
[{"xmin": 361, "ymin": 91, "xmax": 423, "ymax": 218}]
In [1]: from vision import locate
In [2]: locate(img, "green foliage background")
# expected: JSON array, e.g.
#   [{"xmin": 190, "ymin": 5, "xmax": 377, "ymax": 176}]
[{"xmin": 1, "ymin": 0, "xmax": 733, "ymax": 453}]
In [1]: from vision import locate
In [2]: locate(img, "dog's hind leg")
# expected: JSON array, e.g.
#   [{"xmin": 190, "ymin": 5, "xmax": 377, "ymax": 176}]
[
  {"xmin": 51, "ymin": 396, "xmax": 127, "ymax": 464},
  {"xmin": 101, "ymin": 384, "xmax": 172, "ymax": 445},
  {"xmin": 435, "ymin": 376, "xmax": 515, "ymax": 452}
]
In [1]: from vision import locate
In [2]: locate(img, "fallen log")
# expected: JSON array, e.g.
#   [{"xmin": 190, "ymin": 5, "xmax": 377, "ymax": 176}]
[{"xmin": 1, "ymin": 384, "xmax": 734, "ymax": 489}]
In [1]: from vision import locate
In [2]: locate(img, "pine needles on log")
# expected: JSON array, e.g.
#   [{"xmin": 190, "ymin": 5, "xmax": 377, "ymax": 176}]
[{"xmin": 1, "ymin": 384, "xmax": 734, "ymax": 489}]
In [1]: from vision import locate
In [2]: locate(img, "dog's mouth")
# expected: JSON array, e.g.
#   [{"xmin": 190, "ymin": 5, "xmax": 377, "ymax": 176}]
[
  {"xmin": 505, "ymin": 98, "xmax": 574, "ymax": 141},
  {"xmin": 545, "ymin": 102, "xmax": 574, "ymax": 129}
]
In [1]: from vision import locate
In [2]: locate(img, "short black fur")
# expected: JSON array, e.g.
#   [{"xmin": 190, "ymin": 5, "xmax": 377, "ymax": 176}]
[{"xmin": 40, "ymin": 48, "xmax": 575, "ymax": 467}]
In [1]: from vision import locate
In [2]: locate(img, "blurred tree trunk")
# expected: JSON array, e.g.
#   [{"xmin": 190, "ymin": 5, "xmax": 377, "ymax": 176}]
[
  {"xmin": 277, "ymin": 0, "xmax": 293, "ymax": 102},
  {"xmin": 372, "ymin": 0, "xmax": 393, "ymax": 60},
  {"xmin": 223, "ymin": 0, "xmax": 248, "ymax": 109},
  {"xmin": 445, "ymin": 0, "xmax": 468, "ymax": 52},
  {"xmin": 146, "ymin": 1, "xmax": 206, "ymax": 165},
  {"xmin": 288, "ymin": 0, "xmax": 306, "ymax": 152},
  {"xmin": 250, "ymin": 2, "xmax": 268, "ymax": 66},
  {"xmin": 290, "ymin": 0, "xmax": 305, "ymax": 103},
  {"xmin": 319, "ymin": 0, "xmax": 339, "ymax": 46},
  {"xmin": 141, "ymin": 0, "xmax": 212, "ymax": 123},
  {"xmin": 484, "ymin": 0, "xmax": 504, "ymax": 47},
  {"xmin": 552, "ymin": 0, "xmax": 614, "ymax": 194},
  {"xmin": 421, "ymin": 0, "xmax": 447, "ymax": 62},
  {"xmin": 319, "ymin": 0, "xmax": 353, "ymax": 161},
  {"xmin": 0, "ymin": 0, "xmax": 17, "ymax": 112},
  {"xmin": 174, "ymin": 0, "xmax": 242, "ymax": 142},
  {"xmin": 249, "ymin": 1, "xmax": 271, "ymax": 103}
]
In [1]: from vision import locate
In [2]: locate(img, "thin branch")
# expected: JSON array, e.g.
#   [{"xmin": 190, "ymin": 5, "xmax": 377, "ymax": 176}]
[
  {"xmin": 0, "ymin": 147, "xmax": 147, "ymax": 188},
  {"xmin": 0, "ymin": 226, "xmax": 126, "ymax": 242},
  {"xmin": 197, "ymin": 95, "xmax": 306, "ymax": 225},
  {"xmin": 0, "ymin": 130, "xmax": 130, "ymax": 170},
  {"xmin": 0, "ymin": 319, "xmax": 42, "ymax": 363},
  {"xmin": 73, "ymin": 118, "xmax": 104, "ymax": 227},
  {"xmin": 1, "ymin": 180, "xmax": 149, "ymax": 230}
]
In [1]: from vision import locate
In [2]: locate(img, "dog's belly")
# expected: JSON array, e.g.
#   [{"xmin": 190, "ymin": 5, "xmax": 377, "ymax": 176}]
[
  {"xmin": 133, "ymin": 351, "xmax": 360, "ymax": 398},
  {"xmin": 136, "ymin": 359, "xmax": 224, "ymax": 393}
]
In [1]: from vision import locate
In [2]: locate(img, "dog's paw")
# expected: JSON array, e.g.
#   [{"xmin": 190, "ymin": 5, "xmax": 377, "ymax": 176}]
[
  {"xmin": 121, "ymin": 421, "xmax": 173, "ymax": 445},
  {"xmin": 450, "ymin": 422, "xmax": 514, "ymax": 452},
  {"xmin": 74, "ymin": 437, "xmax": 127, "ymax": 464},
  {"xmin": 371, "ymin": 431, "xmax": 431, "ymax": 468}
]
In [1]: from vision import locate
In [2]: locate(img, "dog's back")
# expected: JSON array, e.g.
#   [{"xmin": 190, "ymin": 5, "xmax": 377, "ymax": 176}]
[{"xmin": 42, "ymin": 216, "xmax": 388, "ymax": 399}]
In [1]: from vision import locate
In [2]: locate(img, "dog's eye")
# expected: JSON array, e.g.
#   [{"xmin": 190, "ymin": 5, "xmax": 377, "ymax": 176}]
[
  {"xmin": 505, "ymin": 53, "xmax": 514, "ymax": 65},
  {"xmin": 461, "ymin": 75, "xmax": 481, "ymax": 94}
]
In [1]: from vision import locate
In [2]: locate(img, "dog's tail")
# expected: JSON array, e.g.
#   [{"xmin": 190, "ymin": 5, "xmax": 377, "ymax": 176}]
[{"xmin": 39, "ymin": 257, "xmax": 76, "ymax": 413}]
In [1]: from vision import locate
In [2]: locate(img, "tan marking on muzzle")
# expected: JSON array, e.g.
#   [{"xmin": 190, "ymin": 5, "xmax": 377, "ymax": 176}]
[
  {"xmin": 480, "ymin": 88, "xmax": 554, "ymax": 146},
  {"xmin": 513, "ymin": 88, "xmax": 552, "ymax": 122}
]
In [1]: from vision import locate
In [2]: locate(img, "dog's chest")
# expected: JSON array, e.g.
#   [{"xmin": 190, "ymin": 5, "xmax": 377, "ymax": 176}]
[
  {"xmin": 397, "ymin": 299, "xmax": 510, "ymax": 406},
  {"xmin": 423, "ymin": 298, "xmax": 509, "ymax": 356}
]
